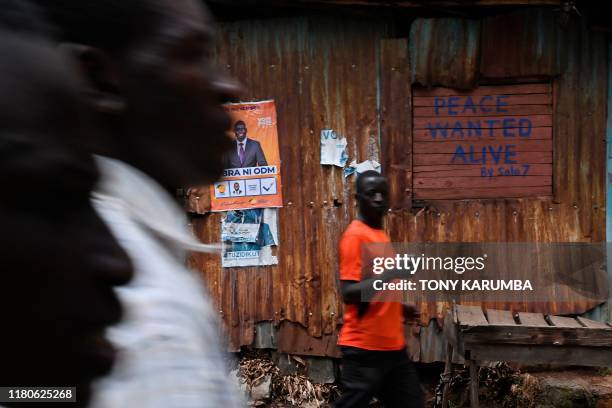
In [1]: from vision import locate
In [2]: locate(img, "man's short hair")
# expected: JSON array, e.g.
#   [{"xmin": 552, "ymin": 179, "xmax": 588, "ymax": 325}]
[
  {"xmin": 355, "ymin": 170, "xmax": 385, "ymax": 194},
  {"xmin": 234, "ymin": 120, "xmax": 246, "ymax": 128},
  {"xmin": 34, "ymin": 0, "xmax": 160, "ymax": 56}
]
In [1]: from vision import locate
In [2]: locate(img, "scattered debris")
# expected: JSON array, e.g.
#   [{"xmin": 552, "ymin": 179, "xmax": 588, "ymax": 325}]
[{"xmin": 236, "ymin": 349, "xmax": 340, "ymax": 407}]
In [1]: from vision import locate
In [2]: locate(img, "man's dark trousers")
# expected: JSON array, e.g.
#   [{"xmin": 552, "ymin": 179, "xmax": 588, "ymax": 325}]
[{"xmin": 334, "ymin": 346, "xmax": 424, "ymax": 408}]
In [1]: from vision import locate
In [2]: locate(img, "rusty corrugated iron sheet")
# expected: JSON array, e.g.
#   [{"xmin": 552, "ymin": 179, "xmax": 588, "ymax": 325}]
[
  {"xmin": 190, "ymin": 16, "xmax": 389, "ymax": 353},
  {"xmin": 409, "ymin": 18, "xmax": 481, "ymax": 89},
  {"xmin": 189, "ymin": 9, "xmax": 608, "ymax": 360},
  {"xmin": 480, "ymin": 9, "xmax": 560, "ymax": 79}
]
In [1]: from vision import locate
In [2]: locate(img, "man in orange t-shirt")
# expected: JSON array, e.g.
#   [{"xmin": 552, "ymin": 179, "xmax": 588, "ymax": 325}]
[{"xmin": 334, "ymin": 171, "xmax": 423, "ymax": 408}]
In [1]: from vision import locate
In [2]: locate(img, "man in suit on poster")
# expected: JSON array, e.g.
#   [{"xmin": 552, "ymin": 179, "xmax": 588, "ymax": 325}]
[{"xmin": 223, "ymin": 120, "xmax": 268, "ymax": 168}]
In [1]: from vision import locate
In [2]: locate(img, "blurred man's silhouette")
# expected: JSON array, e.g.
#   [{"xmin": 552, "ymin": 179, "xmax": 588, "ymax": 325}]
[
  {"xmin": 36, "ymin": 0, "xmax": 243, "ymax": 406},
  {"xmin": 0, "ymin": 2, "xmax": 133, "ymax": 404}
]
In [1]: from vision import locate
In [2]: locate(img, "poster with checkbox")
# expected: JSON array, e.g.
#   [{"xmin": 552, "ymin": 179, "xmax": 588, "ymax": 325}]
[
  {"xmin": 259, "ymin": 178, "xmax": 277, "ymax": 195},
  {"xmin": 211, "ymin": 100, "xmax": 283, "ymax": 211}
]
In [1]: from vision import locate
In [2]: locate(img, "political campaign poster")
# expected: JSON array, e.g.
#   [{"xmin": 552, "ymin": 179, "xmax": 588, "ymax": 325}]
[
  {"xmin": 221, "ymin": 208, "xmax": 278, "ymax": 267},
  {"xmin": 211, "ymin": 100, "xmax": 283, "ymax": 212}
]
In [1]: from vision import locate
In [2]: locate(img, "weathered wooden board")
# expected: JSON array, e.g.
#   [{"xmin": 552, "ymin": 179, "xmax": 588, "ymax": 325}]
[
  {"xmin": 413, "ymin": 186, "xmax": 551, "ymax": 200},
  {"xmin": 413, "ymin": 126, "xmax": 552, "ymax": 140},
  {"xmin": 415, "ymin": 164, "xmax": 553, "ymax": 178},
  {"xmin": 415, "ymin": 176, "xmax": 551, "ymax": 189},
  {"xmin": 413, "ymin": 93, "xmax": 551, "ymax": 107},
  {"xmin": 463, "ymin": 325, "xmax": 612, "ymax": 347},
  {"xmin": 469, "ymin": 344, "xmax": 612, "ymax": 367},
  {"xmin": 518, "ymin": 312, "xmax": 550, "ymax": 327},
  {"xmin": 456, "ymin": 305, "xmax": 489, "ymax": 327},
  {"xmin": 414, "ymin": 104, "xmax": 552, "ymax": 117},
  {"xmin": 577, "ymin": 316, "xmax": 612, "ymax": 329},
  {"xmin": 414, "ymin": 152, "xmax": 552, "ymax": 166},
  {"xmin": 413, "ymin": 115, "xmax": 552, "ymax": 129},
  {"xmin": 413, "ymin": 83, "xmax": 550, "ymax": 97},
  {"xmin": 413, "ymin": 83, "xmax": 553, "ymax": 200},
  {"xmin": 486, "ymin": 309, "xmax": 517, "ymax": 325},
  {"xmin": 414, "ymin": 139, "xmax": 552, "ymax": 153},
  {"xmin": 548, "ymin": 315, "xmax": 583, "ymax": 328}
]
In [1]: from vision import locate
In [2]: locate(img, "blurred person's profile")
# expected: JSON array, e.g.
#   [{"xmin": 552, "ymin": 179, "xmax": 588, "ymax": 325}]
[
  {"xmin": 0, "ymin": 1, "xmax": 133, "ymax": 404},
  {"xmin": 34, "ymin": 0, "xmax": 244, "ymax": 406}
]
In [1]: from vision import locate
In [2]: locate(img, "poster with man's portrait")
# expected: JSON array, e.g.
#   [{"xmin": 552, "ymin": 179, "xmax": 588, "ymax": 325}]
[{"xmin": 211, "ymin": 100, "xmax": 283, "ymax": 212}]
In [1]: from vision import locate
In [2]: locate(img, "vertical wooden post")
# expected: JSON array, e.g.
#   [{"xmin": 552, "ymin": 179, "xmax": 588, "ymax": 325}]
[
  {"xmin": 441, "ymin": 342, "xmax": 453, "ymax": 407},
  {"xmin": 469, "ymin": 360, "xmax": 479, "ymax": 408}
]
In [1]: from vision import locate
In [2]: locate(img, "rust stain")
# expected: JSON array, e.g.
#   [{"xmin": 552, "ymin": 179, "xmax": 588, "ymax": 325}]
[{"xmin": 410, "ymin": 18, "xmax": 481, "ymax": 89}]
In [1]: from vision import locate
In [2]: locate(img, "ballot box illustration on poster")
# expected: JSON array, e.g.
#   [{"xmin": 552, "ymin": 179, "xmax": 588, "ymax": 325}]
[
  {"xmin": 211, "ymin": 100, "xmax": 283, "ymax": 212},
  {"xmin": 221, "ymin": 208, "xmax": 278, "ymax": 267}
]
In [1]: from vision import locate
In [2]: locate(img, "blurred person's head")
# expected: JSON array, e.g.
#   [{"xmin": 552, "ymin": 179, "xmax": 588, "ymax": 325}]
[
  {"xmin": 0, "ymin": 16, "xmax": 133, "ymax": 404},
  {"xmin": 36, "ymin": 0, "xmax": 241, "ymax": 189}
]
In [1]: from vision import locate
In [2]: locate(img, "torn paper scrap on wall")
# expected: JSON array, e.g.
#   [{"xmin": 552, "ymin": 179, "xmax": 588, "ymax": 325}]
[
  {"xmin": 344, "ymin": 159, "xmax": 381, "ymax": 177},
  {"xmin": 221, "ymin": 208, "xmax": 278, "ymax": 267},
  {"xmin": 320, "ymin": 129, "xmax": 348, "ymax": 167}
]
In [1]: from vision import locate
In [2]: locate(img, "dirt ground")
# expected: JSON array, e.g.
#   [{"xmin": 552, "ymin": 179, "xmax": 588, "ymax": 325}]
[{"xmin": 235, "ymin": 350, "xmax": 612, "ymax": 407}]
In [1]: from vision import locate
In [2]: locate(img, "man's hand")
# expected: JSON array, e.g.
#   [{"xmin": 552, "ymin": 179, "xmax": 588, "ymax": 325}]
[{"xmin": 380, "ymin": 267, "xmax": 412, "ymax": 281}]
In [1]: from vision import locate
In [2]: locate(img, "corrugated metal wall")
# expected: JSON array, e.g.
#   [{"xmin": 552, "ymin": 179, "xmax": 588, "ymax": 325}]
[{"xmin": 189, "ymin": 9, "xmax": 609, "ymax": 359}]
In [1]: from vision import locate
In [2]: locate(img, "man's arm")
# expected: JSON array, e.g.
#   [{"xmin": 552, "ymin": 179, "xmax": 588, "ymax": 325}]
[{"xmin": 340, "ymin": 268, "xmax": 407, "ymax": 304}]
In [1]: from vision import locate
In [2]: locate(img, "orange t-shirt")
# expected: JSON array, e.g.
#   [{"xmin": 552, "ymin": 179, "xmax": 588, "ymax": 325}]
[{"xmin": 337, "ymin": 220, "xmax": 405, "ymax": 351}]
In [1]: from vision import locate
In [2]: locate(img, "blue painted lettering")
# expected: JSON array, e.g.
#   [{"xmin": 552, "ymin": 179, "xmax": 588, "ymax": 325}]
[
  {"xmin": 479, "ymin": 95, "xmax": 492, "ymax": 113},
  {"xmin": 518, "ymin": 118, "xmax": 532, "ymax": 137},
  {"xmin": 504, "ymin": 145, "xmax": 517, "ymax": 164},
  {"xmin": 451, "ymin": 122, "xmax": 464, "ymax": 138},
  {"xmin": 451, "ymin": 145, "xmax": 467, "ymax": 163},
  {"xmin": 468, "ymin": 145, "xmax": 486, "ymax": 164},
  {"xmin": 485, "ymin": 119, "xmax": 500, "ymax": 136},
  {"xmin": 496, "ymin": 95, "xmax": 509, "ymax": 112},
  {"xmin": 447, "ymin": 96, "xmax": 459, "ymax": 116},
  {"xmin": 427, "ymin": 122, "xmax": 449, "ymax": 139},
  {"xmin": 463, "ymin": 96, "xmax": 477, "ymax": 114},
  {"xmin": 467, "ymin": 121, "xmax": 482, "ymax": 137},
  {"xmin": 502, "ymin": 118, "xmax": 515, "ymax": 137},
  {"xmin": 434, "ymin": 98, "xmax": 446, "ymax": 115},
  {"xmin": 488, "ymin": 145, "xmax": 503, "ymax": 164}
]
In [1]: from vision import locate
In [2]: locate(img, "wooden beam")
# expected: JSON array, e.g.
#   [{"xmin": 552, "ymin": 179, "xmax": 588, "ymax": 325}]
[
  {"xmin": 469, "ymin": 344, "xmax": 612, "ymax": 367},
  {"xmin": 469, "ymin": 360, "xmax": 480, "ymax": 408},
  {"xmin": 463, "ymin": 325, "xmax": 612, "ymax": 347}
]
